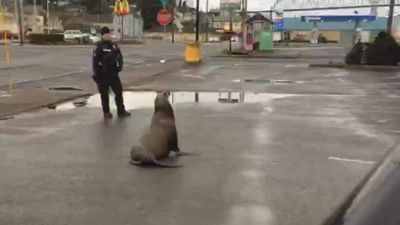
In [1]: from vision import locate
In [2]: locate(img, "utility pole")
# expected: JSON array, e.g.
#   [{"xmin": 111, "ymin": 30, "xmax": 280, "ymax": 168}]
[
  {"xmin": 195, "ymin": 0, "xmax": 199, "ymax": 42},
  {"xmin": 47, "ymin": 0, "xmax": 50, "ymax": 33},
  {"xmin": 229, "ymin": 11, "xmax": 232, "ymax": 53},
  {"xmin": 171, "ymin": 0, "xmax": 175, "ymax": 43},
  {"xmin": 33, "ymin": 0, "xmax": 37, "ymax": 32},
  {"xmin": 240, "ymin": 0, "xmax": 247, "ymax": 50},
  {"xmin": 16, "ymin": 0, "xmax": 23, "ymax": 45},
  {"xmin": 205, "ymin": 0, "xmax": 209, "ymax": 42},
  {"xmin": 388, "ymin": 0, "xmax": 395, "ymax": 34}
]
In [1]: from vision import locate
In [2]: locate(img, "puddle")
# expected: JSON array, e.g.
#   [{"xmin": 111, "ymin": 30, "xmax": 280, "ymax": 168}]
[
  {"xmin": 49, "ymin": 91, "xmax": 297, "ymax": 111},
  {"xmin": 232, "ymin": 79, "xmax": 302, "ymax": 84}
]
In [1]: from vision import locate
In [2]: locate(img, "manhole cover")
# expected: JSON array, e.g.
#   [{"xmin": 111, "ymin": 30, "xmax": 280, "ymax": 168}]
[
  {"xmin": 49, "ymin": 86, "xmax": 84, "ymax": 91},
  {"xmin": 73, "ymin": 98, "xmax": 88, "ymax": 107},
  {"xmin": 0, "ymin": 116, "xmax": 14, "ymax": 121}
]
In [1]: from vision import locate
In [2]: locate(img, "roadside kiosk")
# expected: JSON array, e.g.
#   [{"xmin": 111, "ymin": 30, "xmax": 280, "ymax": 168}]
[{"xmin": 245, "ymin": 13, "xmax": 273, "ymax": 51}]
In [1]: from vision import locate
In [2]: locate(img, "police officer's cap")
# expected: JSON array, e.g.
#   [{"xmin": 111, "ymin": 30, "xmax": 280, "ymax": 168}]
[{"xmin": 101, "ymin": 26, "xmax": 111, "ymax": 35}]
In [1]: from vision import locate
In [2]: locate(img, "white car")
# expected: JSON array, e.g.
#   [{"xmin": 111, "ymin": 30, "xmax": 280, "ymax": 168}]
[
  {"xmin": 64, "ymin": 30, "xmax": 92, "ymax": 44},
  {"xmin": 89, "ymin": 34, "xmax": 101, "ymax": 43},
  {"xmin": 64, "ymin": 30, "xmax": 86, "ymax": 40}
]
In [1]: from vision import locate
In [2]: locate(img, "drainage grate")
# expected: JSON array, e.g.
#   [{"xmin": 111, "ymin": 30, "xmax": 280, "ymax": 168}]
[
  {"xmin": 48, "ymin": 86, "xmax": 84, "ymax": 91},
  {"xmin": 0, "ymin": 116, "xmax": 14, "ymax": 121},
  {"xmin": 73, "ymin": 98, "xmax": 88, "ymax": 107}
]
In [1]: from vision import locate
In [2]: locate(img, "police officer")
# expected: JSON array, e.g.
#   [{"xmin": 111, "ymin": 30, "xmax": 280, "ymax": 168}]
[{"xmin": 92, "ymin": 27, "xmax": 131, "ymax": 119}]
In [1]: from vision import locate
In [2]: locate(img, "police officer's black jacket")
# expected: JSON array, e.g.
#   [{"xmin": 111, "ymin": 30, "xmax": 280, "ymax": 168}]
[{"xmin": 92, "ymin": 40, "xmax": 124, "ymax": 80}]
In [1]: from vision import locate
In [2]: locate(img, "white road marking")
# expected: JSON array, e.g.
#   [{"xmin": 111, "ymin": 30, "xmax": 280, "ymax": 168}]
[
  {"xmin": 328, "ymin": 157, "xmax": 375, "ymax": 165},
  {"xmin": 181, "ymin": 74, "xmax": 205, "ymax": 79}
]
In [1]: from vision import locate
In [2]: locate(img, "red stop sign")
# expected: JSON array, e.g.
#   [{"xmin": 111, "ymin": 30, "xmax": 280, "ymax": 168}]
[{"xmin": 157, "ymin": 10, "xmax": 172, "ymax": 26}]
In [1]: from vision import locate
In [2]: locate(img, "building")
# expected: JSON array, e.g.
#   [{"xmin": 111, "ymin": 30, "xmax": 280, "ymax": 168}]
[
  {"xmin": 277, "ymin": 17, "xmax": 387, "ymax": 44},
  {"xmin": 209, "ymin": 0, "xmax": 242, "ymax": 34}
]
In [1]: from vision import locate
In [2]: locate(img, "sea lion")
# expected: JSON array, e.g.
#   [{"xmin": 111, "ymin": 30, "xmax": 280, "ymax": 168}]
[
  {"xmin": 151, "ymin": 92, "xmax": 180, "ymax": 152},
  {"xmin": 130, "ymin": 92, "xmax": 183, "ymax": 167}
]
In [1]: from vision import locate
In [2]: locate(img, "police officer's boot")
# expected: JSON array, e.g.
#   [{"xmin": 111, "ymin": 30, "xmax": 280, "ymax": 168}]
[
  {"xmin": 104, "ymin": 112, "xmax": 113, "ymax": 119},
  {"xmin": 117, "ymin": 105, "xmax": 131, "ymax": 118},
  {"xmin": 118, "ymin": 111, "xmax": 131, "ymax": 118}
]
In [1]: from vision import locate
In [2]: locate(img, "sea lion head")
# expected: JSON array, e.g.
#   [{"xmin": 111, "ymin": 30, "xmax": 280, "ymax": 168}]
[{"xmin": 155, "ymin": 91, "xmax": 170, "ymax": 98}]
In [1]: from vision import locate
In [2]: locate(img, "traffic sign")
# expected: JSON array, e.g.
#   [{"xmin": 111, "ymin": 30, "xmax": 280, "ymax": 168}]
[
  {"xmin": 157, "ymin": 9, "xmax": 172, "ymax": 26},
  {"xmin": 274, "ymin": 11, "xmax": 284, "ymax": 31}
]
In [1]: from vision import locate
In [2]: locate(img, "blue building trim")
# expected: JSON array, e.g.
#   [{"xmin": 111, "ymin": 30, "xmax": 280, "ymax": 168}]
[
  {"xmin": 300, "ymin": 15, "xmax": 376, "ymax": 22},
  {"xmin": 281, "ymin": 17, "xmax": 387, "ymax": 31}
]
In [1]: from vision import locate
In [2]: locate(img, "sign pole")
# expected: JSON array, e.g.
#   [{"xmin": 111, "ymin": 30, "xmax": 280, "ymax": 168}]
[
  {"xmin": 1, "ymin": 2, "xmax": 13, "ymax": 95},
  {"xmin": 16, "ymin": 0, "xmax": 24, "ymax": 45},
  {"xmin": 388, "ymin": 0, "xmax": 395, "ymax": 34},
  {"xmin": 195, "ymin": 0, "xmax": 199, "ymax": 42},
  {"xmin": 229, "ymin": 11, "xmax": 232, "ymax": 53},
  {"xmin": 171, "ymin": 1, "xmax": 175, "ymax": 43}
]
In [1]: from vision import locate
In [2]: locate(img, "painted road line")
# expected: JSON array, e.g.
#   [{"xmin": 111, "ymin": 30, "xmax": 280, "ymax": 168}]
[{"xmin": 328, "ymin": 156, "xmax": 376, "ymax": 165}]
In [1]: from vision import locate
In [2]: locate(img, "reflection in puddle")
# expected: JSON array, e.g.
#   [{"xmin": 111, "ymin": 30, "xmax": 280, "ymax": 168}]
[
  {"xmin": 0, "ymin": 91, "xmax": 11, "ymax": 97},
  {"xmin": 50, "ymin": 91, "xmax": 296, "ymax": 111},
  {"xmin": 232, "ymin": 79, "xmax": 304, "ymax": 84}
]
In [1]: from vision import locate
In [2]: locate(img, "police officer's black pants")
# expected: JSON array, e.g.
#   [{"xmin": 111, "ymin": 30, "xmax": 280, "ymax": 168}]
[{"xmin": 97, "ymin": 76, "xmax": 125, "ymax": 114}]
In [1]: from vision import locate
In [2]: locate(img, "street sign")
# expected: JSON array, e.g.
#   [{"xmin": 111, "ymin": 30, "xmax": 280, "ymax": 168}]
[
  {"xmin": 274, "ymin": 11, "xmax": 284, "ymax": 31},
  {"xmin": 160, "ymin": 0, "xmax": 169, "ymax": 7},
  {"xmin": 157, "ymin": 9, "xmax": 172, "ymax": 26},
  {"xmin": 301, "ymin": 15, "xmax": 376, "ymax": 22},
  {"xmin": 228, "ymin": 6, "xmax": 237, "ymax": 14}
]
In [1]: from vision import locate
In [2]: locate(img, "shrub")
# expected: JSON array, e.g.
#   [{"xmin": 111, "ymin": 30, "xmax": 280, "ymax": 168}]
[{"xmin": 29, "ymin": 34, "xmax": 64, "ymax": 44}]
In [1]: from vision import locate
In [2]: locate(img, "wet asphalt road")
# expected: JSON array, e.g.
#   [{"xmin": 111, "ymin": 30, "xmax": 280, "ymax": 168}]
[
  {"xmin": 0, "ymin": 41, "xmax": 222, "ymax": 90},
  {"xmin": 1, "ymin": 49, "xmax": 400, "ymax": 225}
]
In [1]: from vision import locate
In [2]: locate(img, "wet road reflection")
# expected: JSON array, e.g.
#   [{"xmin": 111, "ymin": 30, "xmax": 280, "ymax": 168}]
[{"xmin": 49, "ymin": 91, "xmax": 297, "ymax": 111}]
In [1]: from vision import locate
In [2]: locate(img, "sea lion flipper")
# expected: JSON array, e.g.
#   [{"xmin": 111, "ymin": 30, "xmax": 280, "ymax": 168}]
[
  {"xmin": 176, "ymin": 151, "xmax": 200, "ymax": 157},
  {"xmin": 153, "ymin": 156, "xmax": 182, "ymax": 168},
  {"xmin": 153, "ymin": 160, "xmax": 183, "ymax": 168},
  {"xmin": 130, "ymin": 160, "xmax": 143, "ymax": 166}
]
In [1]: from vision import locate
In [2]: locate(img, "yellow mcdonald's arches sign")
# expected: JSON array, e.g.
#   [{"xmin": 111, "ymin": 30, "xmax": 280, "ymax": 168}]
[{"xmin": 113, "ymin": 0, "xmax": 130, "ymax": 16}]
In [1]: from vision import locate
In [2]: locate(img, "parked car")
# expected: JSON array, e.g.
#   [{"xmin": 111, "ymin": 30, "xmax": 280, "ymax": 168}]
[
  {"xmin": 89, "ymin": 34, "xmax": 101, "ymax": 44},
  {"xmin": 64, "ymin": 30, "xmax": 90, "ymax": 44},
  {"xmin": 230, "ymin": 35, "xmax": 239, "ymax": 42}
]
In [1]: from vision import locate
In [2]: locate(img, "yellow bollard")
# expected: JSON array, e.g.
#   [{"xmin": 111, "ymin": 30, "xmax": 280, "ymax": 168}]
[
  {"xmin": 4, "ymin": 32, "xmax": 13, "ymax": 95},
  {"xmin": 4, "ymin": 33, "xmax": 10, "ymax": 65},
  {"xmin": 185, "ymin": 42, "xmax": 201, "ymax": 64}
]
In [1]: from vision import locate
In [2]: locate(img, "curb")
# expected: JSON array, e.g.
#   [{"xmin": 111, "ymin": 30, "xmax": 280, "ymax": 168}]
[
  {"xmin": 212, "ymin": 54, "xmax": 340, "ymax": 59},
  {"xmin": 310, "ymin": 63, "xmax": 400, "ymax": 71}
]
